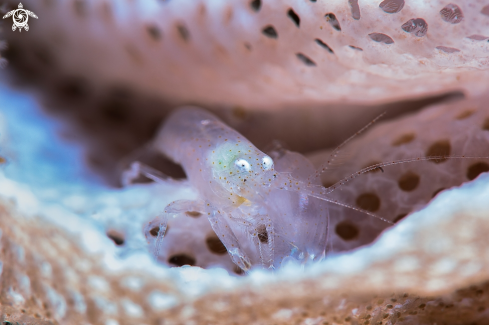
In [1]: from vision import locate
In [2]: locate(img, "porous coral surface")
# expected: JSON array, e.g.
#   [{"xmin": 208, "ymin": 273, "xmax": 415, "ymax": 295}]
[{"xmin": 4, "ymin": 0, "xmax": 489, "ymax": 110}]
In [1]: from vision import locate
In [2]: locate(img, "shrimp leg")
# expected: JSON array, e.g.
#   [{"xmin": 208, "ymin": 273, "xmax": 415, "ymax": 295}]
[
  {"xmin": 228, "ymin": 215, "xmax": 274, "ymax": 269},
  {"xmin": 121, "ymin": 161, "xmax": 184, "ymax": 186},
  {"xmin": 207, "ymin": 209, "xmax": 252, "ymax": 272},
  {"xmin": 144, "ymin": 199, "xmax": 205, "ymax": 257}
]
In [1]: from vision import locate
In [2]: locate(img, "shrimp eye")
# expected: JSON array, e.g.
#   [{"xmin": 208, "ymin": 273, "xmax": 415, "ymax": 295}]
[
  {"xmin": 235, "ymin": 159, "xmax": 251, "ymax": 172},
  {"xmin": 262, "ymin": 156, "xmax": 274, "ymax": 170}
]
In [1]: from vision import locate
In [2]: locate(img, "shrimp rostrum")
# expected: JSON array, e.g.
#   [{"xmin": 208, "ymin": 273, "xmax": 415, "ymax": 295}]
[{"xmin": 142, "ymin": 107, "xmax": 376, "ymax": 272}]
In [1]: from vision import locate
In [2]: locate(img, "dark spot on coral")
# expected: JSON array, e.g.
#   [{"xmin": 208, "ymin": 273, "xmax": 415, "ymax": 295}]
[
  {"xmin": 250, "ymin": 0, "xmax": 261, "ymax": 11},
  {"xmin": 257, "ymin": 225, "xmax": 269, "ymax": 243},
  {"xmin": 234, "ymin": 265, "xmax": 245, "ymax": 275},
  {"xmin": 368, "ymin": 33, "xmax": 394, "ymax": 44},
  {"xmin": 168, "ymin": 254, "xmax": 196, "ymax": 267},
  {"xmin": 232, "ymin": 106, "xmax": 248, "ymax": 120},
  {"xmin": 176, "ymin": 24, "xmax": 190, "ymax": 41},
  {"xmin": 418, "ymin": 303, "xmax": 426, "ymax": 309},
  {"xmin": 296, "ymin": 53, "xmax": 316, "ymax": 66},
  {"xmin": 325, "ymin": 13, "xmax": 341, "ymax": 31},
  {"xmin": 467, "ymin": 35, "xmax": 489, "ymax": 41},
  {"xmin": 432, "ymin": 188, "xmax": 445, "ymax": 198},
  {"xmin": 0, "ymin": 156, "xmax": 5, "ymax": 164},
  {"xmin": 402, "ymin": 18, "xmax": 428, "ymax": 37},
  {"xmin": 393, "ymin": 214, "xmax": 407, "ymax": 223},
  {"xmin": 185, "ymin": 211, "xmax": 202, "ymax": 218},
  {"xmin": 349, "ymin": 45, "xmax": 363, "ymax": 51},
  {"xmin": 107, "ymin": 230, "xmax": 124, "ymax": 246},
  {"xmin": 426, "ymin": 140, "xmax": 451, "ymax": 163},
  {"xmin": 467, "ymin": 162, "xmax": 489, "ymax": 180},
  {"xmin": 483, "ymin": 5, "xmax": 489, "ymax": 16},
  {"xmin": 392, "ymin": 133, "xmax": 415, "ymax": 146},
  {"xmin": 147, "ymin": 25, "xmax": 161, "ymax": 41},
  {"xmin": 262, "ymin": 25, "xmax": 278, "ymax": 38},
  {"xmin": 349, "ymin": 0, "xmax": 361, "ymax": 20},
  {"xmin": 440, "ymin": 4, "xmax": 464, "ymax": 23},
  {"xmin": 315, "ymin": 39, "xmax": 334, "ymax": 53},
  {"xmin": 288, "ymin": 8, "xmax": 300, "ymax": 27},
  {"xmin": 456, "ymin": 109, "xmax": 475, "ymax": 120},
  {"xmin": 398, "ymin": 171, "xmax": 420, "ymax": 191},
  {"xmin": 379, "ymin": 0, "xmax": 404, "ymax": 14},
  {"xmin": 356, "ymin": 193, "xmax": 381, "ymax": 212},
  {"xmin": 150, "ymin": 225, "xmax": 169, "ymax": 237},
  {"xmin": 335, "ymin": 221, "xmax": 359, "ymax": 240},
  {"xmin": 206, "ymin": 235, "xmax": 228, "ymax": 255},
  {"xmin": 436, "ymin": 46, "xmax": 460, "ymax": 53},
  {"xmin": 483, "ymin": 117, "xmax": 489, "ymax": 131}
]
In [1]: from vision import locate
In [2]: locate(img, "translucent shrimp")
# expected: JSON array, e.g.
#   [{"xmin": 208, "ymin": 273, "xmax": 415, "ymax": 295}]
[{"xmin": 141, "ymin": 106, "xmax": 378, "ymax": 272}]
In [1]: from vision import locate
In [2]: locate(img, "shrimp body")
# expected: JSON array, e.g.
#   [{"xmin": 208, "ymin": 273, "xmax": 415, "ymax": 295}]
[{"xmin": 149, "ymin": 107, "xmax": 329, "ymax": 270}]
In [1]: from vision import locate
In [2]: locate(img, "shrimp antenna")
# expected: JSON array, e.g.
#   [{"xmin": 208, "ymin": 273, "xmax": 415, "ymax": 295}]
[
  {"xmin": 321, "ymin": 155, "xmax": 489, "ymax": 196},
  {"xmin": 309, "ymin": 112, "xmax": 386, "ymax": 181}
]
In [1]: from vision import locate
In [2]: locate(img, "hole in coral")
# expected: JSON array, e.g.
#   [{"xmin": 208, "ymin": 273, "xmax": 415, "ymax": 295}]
[
  {"xmin": 392, "ymin": 133, "xmax": 415, "ymax": 146},
  {"xmin": 483, "ymin": 5, "xmax": 489, "ymax": 16},
  {"xmin": 356, "ymin": 193, "xmax": 381, "ymax": 212},
  {"xmin": 335, "ymin": 221, "xmax": 359, "ymax": 240},
  {"xmin": 262, "ymin": 25, "xmax": 278, "ymax": 38},
  {"xmin": 456, "ymin": 109, "xmax": 475, "ymax": 120},
  {"xmin": 168, "ymin": 254, "xmax": 196, "ymax": 267},
  {"xmin": 296, "ymin": 53, "xmax": 316, "ymax": 66},
  {"xmin": 257, "ymin": 225, "xmax": 269, "ymax": 243},
  {"xmin": 401, "ymin": 18, "xmax": 428, "ymax": 37},
  {"xmin": 146, "ymin": 25, "xmax": 161, "ymax": 41},
  {"xmin": 349, "ymin": 0, "xmax": 361, "ymax": 20},
  {"xmin": 287, "ymin": 8, "xmax": 300, "ymax": 27},
  {"xmin": 185, "ymin": 211, "xmax": 202, "ymax": 218},
  {"xmin": 440, "ymin": 4, "xmax": 464, "ymax": 24},
  {"xmin": 149, "ymin": 225, "xmax": 169, "ymax": 237},
  {"xmin": 467, "ymin": 162, "xmax": 489, "ymax": 181},
  {"xmin": 73, "ymin": 0, "xmax": 87, "ymax": 17},
  {"xmin": 436, "ymin": 46, "xmax": 460, "ymax": 53},
  {"xmin": 176, "ymin": 24, "xmax": 190, "ymax": 41},
  {"xmin": 349, "ymin": 45, "xmax": 363, "ymax": 51},
  {"xmin": 432, "ymin": 188, "xmax": 445, "ymax": 198},
  {"xmin": 324, "ymin": 13, "xmax": 341, "ymax": 31},
  {"xmin": 250, "ymin": 0, "xmax": 261, "ymax": 12},
  {"xmin": 398, "ymin": 171, "xmax": 420, "ymax": 192},
  {"xmin": 368, "ymin": 33, "xmax": 394, "ymax": 44},
  {"xmin": 206, "ymin": 235, "xmax": 228, "ymax": 255},
  {"xmin": 107, "ymin": 230, "xmax": 124, "ymax": 246},
  {"xmin": 234, "ymin": 265, "xmax": 245, "ymax": 275},
  {"xmin": 426, "ymin": 140, "xmax": 451, "ymax": 164},
  {"xmin": 379, "ymin": 0, "xmax": 404, "ymax": 14},
  {"xmin": 467, "ymin": 35, "xmax": 489, "ymax": 41},
  {"xmin": 393, "ymin": 213, "xmax": 407, "ymax": 223},
  {"xmin": 315, "ymin": 39, "xmax": 334, "ymax": 53}
]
